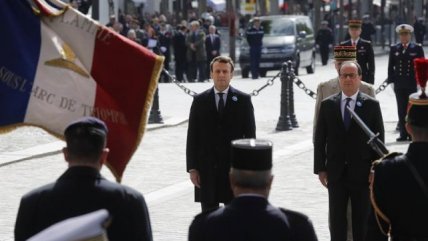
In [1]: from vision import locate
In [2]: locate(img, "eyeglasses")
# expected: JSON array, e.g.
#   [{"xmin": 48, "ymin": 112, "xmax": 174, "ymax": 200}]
[{"xmin": 339, "ymin": 73, "xmax": 358, "ymax": 79}]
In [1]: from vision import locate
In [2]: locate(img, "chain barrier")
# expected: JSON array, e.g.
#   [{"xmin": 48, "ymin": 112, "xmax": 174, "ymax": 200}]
[
  {"xmin": 250, "ymin": 71, "xmax": 281, "ymax": 96},
  {"xmin": 375, "ymin": 79, "xmax": 390, "ymax": 95},
  {"xmin": 291, "ymin": 76, "xmax": 317, "ymax": 99},
  {"xmin": 162, "ymin": 69, "xmax": 197, "ymax": 97},
  {"xmin": 162, "ymin": 68, "xmax": 280, "ymax": 97}
]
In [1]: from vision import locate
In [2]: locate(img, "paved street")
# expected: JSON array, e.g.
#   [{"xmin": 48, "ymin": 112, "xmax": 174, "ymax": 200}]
[{"xmin": 0, "ymin": 52, "xmax": 416, "ymax": 241}]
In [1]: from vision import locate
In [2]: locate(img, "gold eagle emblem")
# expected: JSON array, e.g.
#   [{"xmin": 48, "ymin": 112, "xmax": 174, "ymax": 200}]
[{"xmin": 45, "ymin": 42, "xmax": 90, "ymax": 78}]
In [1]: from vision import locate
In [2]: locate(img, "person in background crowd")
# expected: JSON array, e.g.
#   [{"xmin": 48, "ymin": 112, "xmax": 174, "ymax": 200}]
[
  {"xmin": 106, "ymin": 14, "xmax": 116, "ymax": 28},
  {"xmin": 413, "ymin": 17, "xmax": 426, "ymax": 46},
  {"xmin": 387, "ymin": 24, "xmax": 425, "ymax": 141},
  {"xmin": 316, "ymin": 21, "xmax": 334, "ymax": 66},
  {"xmin": 186, "ymin": 20, "xmax": 207, "ymax": 82},
  {"xmin": 158, "ymin": 22, "xmax": 172, "ymax": 82},
  {"xmin": 205, "ymin": 25, "xmax": 221, "ymax": 79},
  {"xmin": 361, "ymin": 14, "xmax": 376, "ymax": 42},
  {"xmin": 173, "ymin": 24, "xmax": 188, "ymax": 82},
  {"xmin": 127, "ymin": 29, "xmax": 141, "ymax": 44},
  {"xmin": 246, "ymin": 17, "xmax": 264, "ymax": 79}
]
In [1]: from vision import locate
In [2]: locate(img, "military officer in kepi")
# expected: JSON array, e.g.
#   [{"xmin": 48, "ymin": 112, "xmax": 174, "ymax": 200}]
[
  {"xmin": 387, "ymin": 24, "xmax": 425, "ymax": 141},
  {"xmin": 341, "ymin": 19, "xmax": 375, "ymax": 84},
  {"xmin": 369, "ymin": 58, "xmax": 428, "ymax": 241}
]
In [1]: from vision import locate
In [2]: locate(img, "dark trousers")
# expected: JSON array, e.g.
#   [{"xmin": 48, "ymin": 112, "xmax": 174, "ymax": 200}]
[
  {"xmin": 250, "ymin": 46, "xmax": 261, "ymax": 79},
  {"xmin": 201, "ymin": 202, "xmax": 220, "ymax": 212},
  {"xmin": 188, "ymin": 60, "xmax": 206, "ymax": 82},
  {"xmin": 319, "ymin": 46, "xmax": 330, "ymax": 65},
  {"xmin": 395, "ymin": 88, "xmax": 415, "ymax": 138},
  {"xmin": 175, "ymin": 58, "xmax": 186, "ymax": 82},
  {"xmin": 362, "ymin": 73, "xmax": 374, "ymax": 85},
  {"xmin": 328, "ymin": 178, "xmax": 370, "ymax": 241}
]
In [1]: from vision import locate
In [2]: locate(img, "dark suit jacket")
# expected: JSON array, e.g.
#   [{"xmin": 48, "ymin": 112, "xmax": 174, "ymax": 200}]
[
  {"xmin": 387, "ymin": 42, "xmax": 425, "ymax": 90},
  {"xmin": 186, "ymin": 86, "xmax": 256, "ymax": 203},
  {"xmin": 314, "ymin": 92, "xmax": 384, "ymax": 183},
  {"xmin": 371, "ymin": 142, "xmax": 428, "ymax": 239},
  {"xmin": 173, "ymin": 31, "xmax": 187, "ymax": 62},
  {"xmin": 14, "ymin": 166, "xmax": 152, "ymax": 241},
  {"xmin": 205, "ymin": 34, "xmax": 221, "ymax": 61},
  {"xmin": 340, "ymin": 38, "xmax": 375, "ymax": 84},
  {"xmin": 188, "ymin": 196, "xmax": 318, "ymax": 241}
]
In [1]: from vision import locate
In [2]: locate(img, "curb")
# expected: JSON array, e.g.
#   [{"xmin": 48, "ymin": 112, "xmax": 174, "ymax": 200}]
[{"xmin": 0, "ymin": 118, "xmax": 189, "ymax": 168}]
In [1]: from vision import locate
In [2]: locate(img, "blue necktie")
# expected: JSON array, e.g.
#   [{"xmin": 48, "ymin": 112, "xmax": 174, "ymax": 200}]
[
  {"xmin": 218, "ymin": 93, "xmax": 225, "ymax": 115},
  {"xmin": 344, "ymin": 98, "xmax": 352, "ymax": 130}
]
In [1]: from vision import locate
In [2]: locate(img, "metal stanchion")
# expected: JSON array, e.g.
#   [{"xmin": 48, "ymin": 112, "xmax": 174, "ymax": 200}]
[
  {"xmin": 148, "ymin": 87, "xmax": 164, "ymax": 124},
  {"xmin": 287, "ymin": 61, "xmax": 299, "ymax": 128},
  {"xmin": 276, "ymin": 63, "xmax": 293, "ymax": 131}
]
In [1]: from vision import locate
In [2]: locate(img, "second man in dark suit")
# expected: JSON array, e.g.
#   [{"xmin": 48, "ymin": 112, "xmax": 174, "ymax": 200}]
[
  {"xmin": 314, "ymin": 61, "xmax": 384, "ymax": 241},
  {"xmin": 205, "ymin": 25, "xmax": 221, "ymax": 79},
  {"xmin": 341, "ymin": 20, "xmax": 375, "ymax": 84},
  {"xmin": 186, "ymin": 56, "xmax": 256, "ymax": 211}
]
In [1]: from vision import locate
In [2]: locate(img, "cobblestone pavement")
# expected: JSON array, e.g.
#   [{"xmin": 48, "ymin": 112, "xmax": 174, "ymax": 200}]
[{"xmin": 0, "ymin": 53, "xmax": 414, "ymax": 241}]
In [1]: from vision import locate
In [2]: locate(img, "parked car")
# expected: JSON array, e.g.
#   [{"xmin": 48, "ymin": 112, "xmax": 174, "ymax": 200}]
[{"xmin": 239, "ymin": 15, "xmax": 316, "ymax": 78}]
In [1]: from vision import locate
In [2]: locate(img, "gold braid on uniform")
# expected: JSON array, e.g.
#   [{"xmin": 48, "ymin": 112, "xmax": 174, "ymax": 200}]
[{"xmin": 370, "ymin": 152, "xmax": 402, "ymax": 236}]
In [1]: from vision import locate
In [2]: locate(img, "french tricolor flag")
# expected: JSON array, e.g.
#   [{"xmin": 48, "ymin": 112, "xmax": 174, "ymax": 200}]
[{"xmin": 0, "ymin": 0, "xmax": 164, "ymax": 181}]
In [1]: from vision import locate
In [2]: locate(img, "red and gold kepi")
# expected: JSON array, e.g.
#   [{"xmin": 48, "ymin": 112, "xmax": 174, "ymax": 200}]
[
  {"xmin": 334, "ymin": 46, "xmax": 357, "ymax": 61},
  {"xmin": 406, "ymin": 58, "xmax": 428, "ymax": 127},
  {"xmin": 348, "ymin": 19, "xmax": 362, "ymax": 29}
]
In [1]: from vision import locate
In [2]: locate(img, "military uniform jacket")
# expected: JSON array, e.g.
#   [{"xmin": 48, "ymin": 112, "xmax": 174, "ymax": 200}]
[
  {"xmin": 314, "ymin": 92, "xmax": 384, "ymax": 183},
  {"xmin": 316, "ymin": 28, "xmax": 334, "ymax": 47},
  {"xmin": 341, "ymin": 38, "xmax": 375, "ymax": 84},
  {"xmin": 246, "ymin": 26, "xmax": 264, "ymax": 47},
  {"xmin": 388, "ymin": 42, "xmax": 425, "ymax": 90},
  {"xmin": 14, "ymin": 167, "xmax": 152, "ymax": 241},
  {"xmin": 188, "ymin": 196, "xmax": 318, "ymax": 241},
  {"xmin": 186, "ymin": 86, "xmax": 256, "ymax": 203},
  {"xmin": 313, "ymin": 77, "xmax": 375, "ymax": 139},
  {"xmin": 372, "ymin": 142, "xmax": 428, "ymax": 239}
]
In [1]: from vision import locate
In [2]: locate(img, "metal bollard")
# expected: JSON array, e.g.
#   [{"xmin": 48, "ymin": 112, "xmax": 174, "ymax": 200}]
[
  {"xmin": 287, "ymin": 61, "xmax": 299, "ymax": 128},
  {"xmin": 148, "ymin": 87, "xmax": 164, "ymax": 124},
  {"xmin": 276, "ymin": 62, "xmax": 293, "ymax": 131}
]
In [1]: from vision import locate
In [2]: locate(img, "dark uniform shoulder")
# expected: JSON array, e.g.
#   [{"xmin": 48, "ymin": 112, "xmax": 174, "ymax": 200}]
[
  {"xmin": 192, "ymin": 206, "xmax": 222, "ymax": 221},
  {"xmin": 279, "ymin": 208, "xmax": 311, "ymax": 222},
  {"xmin": 340, "ymin": 40, "xmax": 350, "ymax": 45},
  {"xmin": 360, "ymin": 38, "xmax": 372, "ymax": 44},
  {"xmin": 372, "ymin": 152, "xmax": 403, "ymax": 169},
  {"xmin": 279, "ymin": 208, "xmax": 318, "ymax": 241}
]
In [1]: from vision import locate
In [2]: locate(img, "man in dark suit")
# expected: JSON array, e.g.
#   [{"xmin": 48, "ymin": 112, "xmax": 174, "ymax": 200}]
[
  {"xmin": 205, "ymin": 25, "xmax": 221, "ymax": 78},
  {"xmin": 314, "ymin": 61, "xmax": 384, "ymax": 241},
  {"xmin": 173, "ymin": 24, "xmax": 188, "ymax": 82},
  {"xmin": 186, "ymin": 56, "xmax": 256, "ymax": 211},
  {"xmin": 341, "ymin": 20, "xmax": 375, "ymax": 84},
  {"xmin": 189, "ymin": 138, "xmax": 318, "ymax": 241},
  {"xmin": 388, "ymin": 24, "xmax": 425, "ymax": 141},
  {"xmin": 14, "ymin": 117, "xmax": 152, "ymax": 241},
  {"xmin": 369, "ymin": 85, "xmax": 428, "ymax": 240}
]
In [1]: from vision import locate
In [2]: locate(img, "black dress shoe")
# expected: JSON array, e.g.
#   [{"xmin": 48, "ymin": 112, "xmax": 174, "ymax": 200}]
[{"xmin": 396, "ymin": 136, "xmax": 409, "ymax": 142}]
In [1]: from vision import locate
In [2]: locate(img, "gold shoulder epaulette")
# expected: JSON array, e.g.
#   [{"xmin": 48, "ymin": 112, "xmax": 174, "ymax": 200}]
[{"xmin": 372, "ymin": 152, "xmax": 402, "ymax": 167}]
